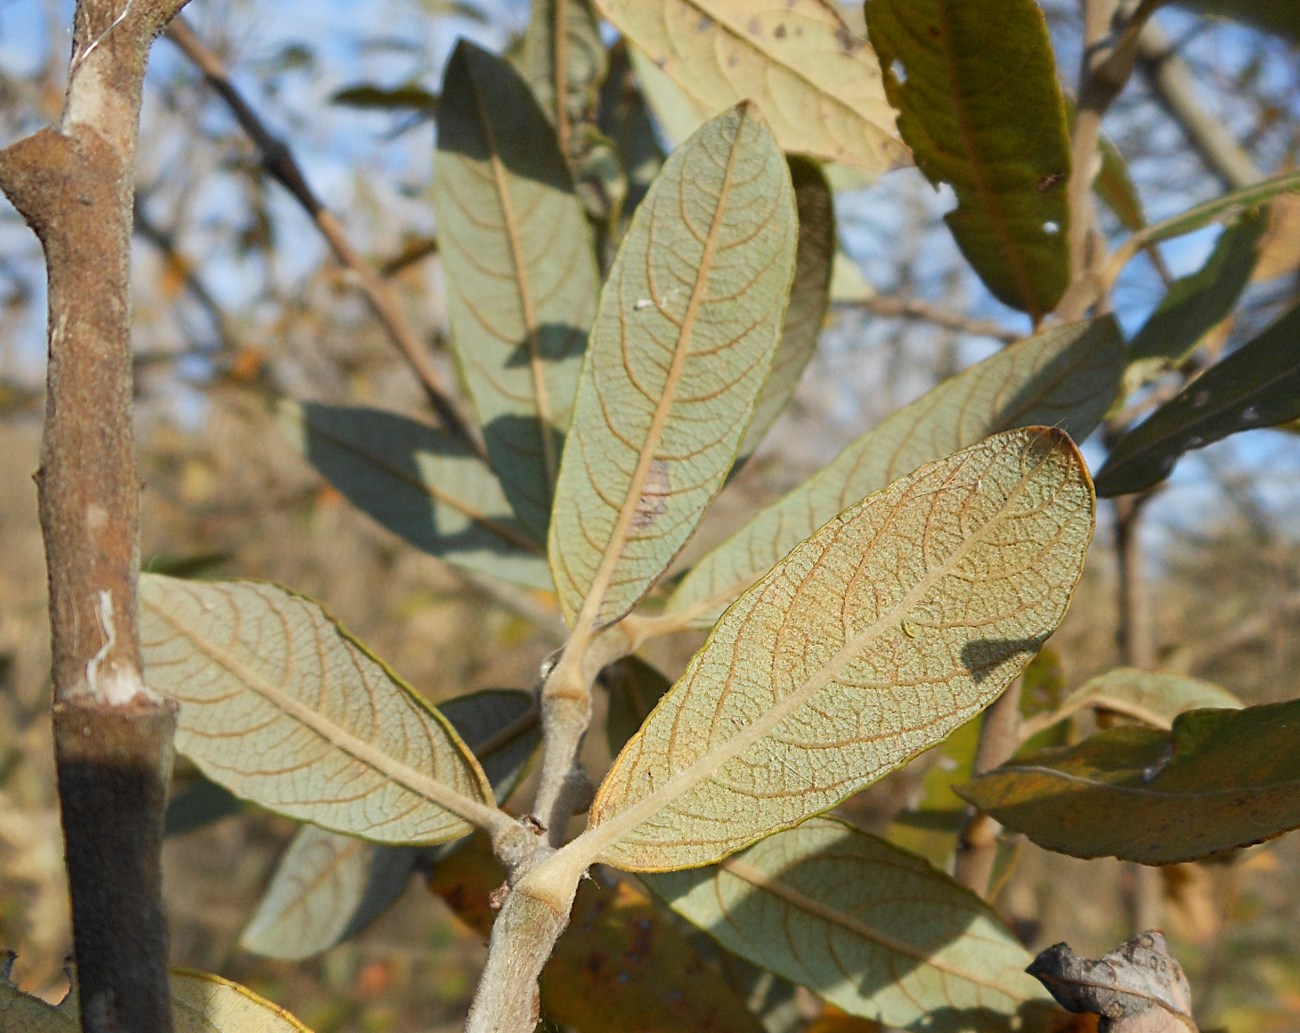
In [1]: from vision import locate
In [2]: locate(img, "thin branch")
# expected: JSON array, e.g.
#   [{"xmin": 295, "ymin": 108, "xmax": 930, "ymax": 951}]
[
  {"xmin": 856, "ymin": 294, "xmax": 1021, "ymax": 343},
  {"xmin": 1136, "ymin": 19, "xmax": 1263, "ymax": 191},
  {"xmin": 953, "ymin": 682, "xmax": 1022, "ymax": 897},
  {"xmin": 0, "ymin": 1, "xmax": 190, "ymax": 1029},
  {"xmin": 163, "ymin": 17, "xmax": 477, "ymax": 447}
]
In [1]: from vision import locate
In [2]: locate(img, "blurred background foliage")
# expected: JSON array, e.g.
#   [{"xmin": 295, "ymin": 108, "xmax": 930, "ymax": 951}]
[{"xmin": 1, "ymin": 1, "xmax": 1298, "ymax": 1030}]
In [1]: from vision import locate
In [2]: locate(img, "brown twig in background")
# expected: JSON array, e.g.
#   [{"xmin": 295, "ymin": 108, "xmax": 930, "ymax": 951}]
[
  {"xmin": 857, "ymin": 294, "xmax": 1021, "ymax": 344},
  {"xmin": 164, "ymin": 17, "xmax": 477, "ymax": 448},
  {"xmin": 0, "ymin": 1, "xmax": 190, "ymax": 1029}
]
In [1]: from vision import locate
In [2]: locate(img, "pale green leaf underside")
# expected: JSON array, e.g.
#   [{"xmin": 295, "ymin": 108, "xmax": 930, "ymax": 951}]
[
  {"xmin": 140, "ymin": 575, "xmax": 494, "ymax": 845},
  {"xmin": 1023, "ymin": 667, "xmax": 1241, "ymax": 739},
  {"xmin": 644, "ymin": 818, "xmax": 1054, "ymax": 1031},
  {"xmin": 0, "ymin": 971, "xmax": 314, "ymax": 1033},
  {"xmin": 867, "ymin": 0, "xmax": 1072, "ymax": 319},
  {"xmin": 278, "ymin": 401, "xmax": 552, "ymax": 591},
  {"xmin": 241, "ymin": 690, "xmax": 538, "ymax": 960},
  {"xmin": 519, "ymin": 0, "xmax": 607, "ymax": 149},
  {"xmin": 595, "ymin": 0, "xmax": 908, "ymax": 171},
  {"xmin": 669, "ymin": 316, "xmax": 1121, "ymax": 627},
  {"xmin": 737, "ymin": 156, "xmax": 834, "ymax": 467},
  {"xmin": 435, "ymin": 41, "xmax": 599, "ymax": 539},
  {"xmin": 548, "ymin": 103, "xmax": 798, "ymax": 628},
  {"xmin": 587, "ymin": 428, "xmax": 1094, "ymax": 871}
]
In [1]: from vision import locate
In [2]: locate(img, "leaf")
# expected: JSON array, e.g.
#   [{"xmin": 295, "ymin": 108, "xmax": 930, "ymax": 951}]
[
  {"xmin": 520, "ymin": 0, "xmax": 607, "ymax": 157},
  {"xmin": 548, "ymin": 104, "xmax": 798, "ymax": 628},
  {"xmin": 240, "ymin": 690, "xmax": 538, "ymax": 959},
  {"xmin": 0, "ymin": 967, "xmax": 315, "ymax": 1033},
  {"xmin": 139, "ymin": 575, "xmax": 496, "ymax": 845},
  {"xmin": 957, "ymin": 697, "xmax": 1300, "ymax": 864},
  {"xmin": 584, "ymin": 427, "xmax": 1095, "ymax": 871},
  {"xmin": 1173, "ymin": 0, "xmax": 1300, "ymax": 43},
  {"xmin": 736, "ymin": 157, "xmax": 835, "ymax": 468},
  {"xmin": 1095, "ymin": 300, "xmax": 1300, "ymax": 497},
  {"xmin": 866, "ymin": 0, "xmax": 1072, "ymax": 319},
  {"xmin": 329, "ymin": 83, "xmax": 439, "ymax": 114},
  {"xmin": 1020, "ymin": 668, "xmax": 1241, "ymax": 740},
  {"xmin": 603, "ymin": 655, "xmax": 673, "ymax": 759},
  {"xmin": 644, "ymin": 818, "xmax": 1059, "ymax": 1032},
  {"xmin": 278, "ymin": 401, "xmax": 552, "ymax": 590},
  {"xmin": 426, "ymin": 839, "xmax": 766, "ymax": 1033},
  {"xmin": 164, "ymin": 773, "xmax": 245, "ymax": 837},
  {"xmin": 668, "ymin": 317, "xmax": 1120, "ymax": 628},
  {"xmin": 1123, "ymin": 210, "xmax": 1267, "ymax": 396},
  {"xmin": 594, "ymin": 0, "xmax": 908, "ymax": 172},
  {"xmin": 1095, "ymin": 135, "xmax": 1146, "ymax": 233},
  {"xmin": 1028, "ymin": 932, "xmax": 1194, "ymax": 1033},
  {"xmin": 1110, "ymin": 168, "xmax": 1300, "ymax": 266},
  {"xmin": 434, "ymin": 41, "xmax": 600, "ymax": 540},
  {"xmin": 887, "ymin": 715, "xmax": 981, "ymax": 869}
]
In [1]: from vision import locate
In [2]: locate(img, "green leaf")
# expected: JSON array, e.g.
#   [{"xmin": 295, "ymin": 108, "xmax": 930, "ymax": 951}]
[
  {"xmin": 594, "ymin": 0, "xmax": 908, "ymax": 171},
  {"xmin": 241, "ymin": 828, "xmax": 423, "ymax": 962},
  {"xmin": 736, "ymin": 157, "xmax": 835, "ymax": 468},
  {"xmin": 0, "ymin": 968, "xmax": 316, "ymax": 1033},
  {"xmin": 520, "ymin": 0, "xmax": 607, "ymax": 155},
  {"xmin": 548, "ymin": 104, "xmax": 798, "ymax": 628},
  {"xmin": 596, "ymin": 42, "xmax": 665, "ymax": 220},
  {"xmin": 1020, "ymin": 668, "xmax": 1242, "ymax": 741},
  {"xmin": 140, "ymin": 575, "xmax": 497, "ymax": 845},
  {"xmin": 603, "ymin": 655, "xmax": 673, "ymax": 758},
  {"xmin": 1096, "ymin": 300, "xmax": 1300, "ymax": 497},
  {"xmin": 1112, "ymin": 169, "xmax": 1300, "ymax": 262},
  {"xmin": 241, "ymin": 689, "xmax": 538, "ymax": 960},
  {"xmin": 1123, "ymin": 210, "xmax": 1268, "ymax": 396},
  {"xmin": 958, "ymin": 697, "xmax": 1300, "ymax": 864},
  {"xmin": 644, "ymin": 818, "xmax": 1057, "ymax": 1031},
  {"xmin": 278, "ymin": 401, "xmax": 552, "ymax": 590},
  {"xmin": 434, "ymin": 41, "xmax": 600, "ymax": 540},
  {"xmin": 329, "ymin": 83, "xmax": 438, "ymax": 114},
  {"xmin": 887, "ymin": 715, "xmax": 981, "ymax": 869},
  {"xmin": 582, "ymin": 428, "xmax": 1094, "ymax": 871},
  {"xmin": 164, "ymin": 773, "xmax": 245, "ymax": 837},
  {"xmin": 866, "ymin": 0, "xmax": 1072, "ymax": 319},
  {"xmin": 1095, "ymin": 134, "xmax": 1146, "ymax": 233},
  {"xmin": 1173, "ymin": 0, "xmax": 1300, "ymax": 44},
  {"xmin": 668, "ymin": 317, "xmax": 1121, "ymax": 628}
]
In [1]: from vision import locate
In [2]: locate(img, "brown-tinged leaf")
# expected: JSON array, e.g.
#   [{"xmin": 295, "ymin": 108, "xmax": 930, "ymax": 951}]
[{"xmin": 1027, "ymin": 932, "xmax": 1197, "ymax": 1033}]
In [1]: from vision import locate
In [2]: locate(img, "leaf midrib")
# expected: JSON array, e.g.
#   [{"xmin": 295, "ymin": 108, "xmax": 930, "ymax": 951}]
[
  {"xmin": 578, "ymin": 435, "xmax": 1071, "ymax": 865},
  {"xmin": 573, "ymin": 107, "xmax": 747, "ymax": 629},
  {"xmin": 719, "ymin": 852, "xmax": 1035, "ymax": 997},
  {"xmin": 146, "ymin": 593, "xmax": 500, "ymax": 835}
]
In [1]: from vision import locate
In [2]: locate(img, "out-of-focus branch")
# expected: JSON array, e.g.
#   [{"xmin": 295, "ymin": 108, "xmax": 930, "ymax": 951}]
[
  {"xmin": 0, "ymin": 2, "xmax": 189, "ymax": 1029},
  {"xmin": 164, "ymin": 17, "xmax": 476, "ymax": 447},
  {"xmin": 1136, "ymin": 19, "xmax": 1263, "ymax": 190},
  {"xmin": 857, "ymin": 294, "xmax": 1021, "ymax": 343}
]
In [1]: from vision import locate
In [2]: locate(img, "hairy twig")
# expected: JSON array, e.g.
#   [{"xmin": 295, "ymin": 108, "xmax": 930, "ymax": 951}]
[
  {"xmin": 164, "ymin": 17, "xmax": 476, "ymax": 446},
  {"xmin": 0, "ymin": 2, "xmax": 190, "ymax": 1029}
]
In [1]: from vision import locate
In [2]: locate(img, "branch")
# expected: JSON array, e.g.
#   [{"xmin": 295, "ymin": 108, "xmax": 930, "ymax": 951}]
[
  {"xmin": 0, "ymin": 2, "xmax": 190, "ymax": 1029},
  {"xmin": 1135, "ymin": 18, "xmax": 1263, "ymax": 190},
  {"xmin": 856, "ymin": 294, "xmax": 1021, "ymax": 343},
  {"xmin": 163, "ymin": 17, "xmax": 477, "ymax": 447}
]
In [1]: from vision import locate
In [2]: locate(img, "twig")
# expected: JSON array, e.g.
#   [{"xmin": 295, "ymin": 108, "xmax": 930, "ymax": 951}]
[
  {"xmin": 163, "ymin": 17, "xmax": 476, "ymax": 447},
  {"xmin": 953, "ymin": 682, "xmax": 1022, "ymax": 896},
  {"xmin": 1136, "ymin": 19, "xmax": 1262, "ymax": 191},
  {"xmin": 0, "ymin": 1, "xmax": 190, "ymax": 1029},
  {"xmin": 856, "ymin": 294, "xmax": 1021, "ymax": 343}
]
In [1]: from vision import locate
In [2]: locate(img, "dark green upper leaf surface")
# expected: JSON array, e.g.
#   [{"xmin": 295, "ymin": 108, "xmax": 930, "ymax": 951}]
[
  {"xmin": 434, "ymin": 41, "xmax": 599, "ymax": 540},
  {"xmin": 278, "ymin": 401, "xmax": 552, "ymax": 590},
  {"xmin": 1122, "ymin": 210, "xmax": 1267, "ymax": 396},
  {"xmin": 958, "ymin": 698, "xmax": 1300, "ymax": 864},
  {"xmin": 867, "ymin": 0, "xmax": 1071, "ymax": 319},
  {"xmin": 1096, "ymin": 300, "xmax": 1300, "ymax": 497}
]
